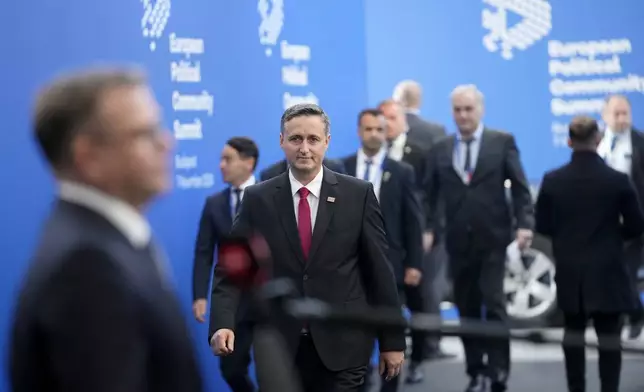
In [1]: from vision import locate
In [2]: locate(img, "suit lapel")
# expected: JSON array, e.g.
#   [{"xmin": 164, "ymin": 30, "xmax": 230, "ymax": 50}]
[
  {"xmin": 273, "ymin": 174, "xmax": 306, "ymax": 264},
  {"xmin": 307, "ymin": 168, "xmax": 338, "ymax": 269},
  {"xmin": 220, "ymin": 188, "xmax": 233, "ymax": 228},
  {"xmin": 378, "ymin": 159, "xmax": 393, "ymax": 203},
  {"xmin": 469, "ymin": 129, "xmax": 491, "ymax": 185}
]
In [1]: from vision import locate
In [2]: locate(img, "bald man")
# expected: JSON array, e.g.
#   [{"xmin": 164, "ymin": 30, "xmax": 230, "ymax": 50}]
[{"xmin": 393, "ymin": 80, "xmax": 446, "ymax": 151}]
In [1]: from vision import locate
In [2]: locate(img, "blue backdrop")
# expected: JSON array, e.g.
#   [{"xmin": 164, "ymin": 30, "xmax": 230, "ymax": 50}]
[{"xmin": 1, "ymin": 1, "xmax": 643, "ymax": 391}]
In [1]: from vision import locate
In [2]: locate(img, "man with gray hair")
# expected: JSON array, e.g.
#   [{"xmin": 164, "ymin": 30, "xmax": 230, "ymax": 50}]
[
  {"xmin": 9, "ymin": 67, "xmax": 203, "ymax": 392},
  {"xmin": 423, "ymin": 84, "xmax": 534, "ymax": 392},
  {"xmin": 211, "ymin": 103, "xmax": 406, "ymax": 392},
  {"xmin": 393, "ymin": 79, "xmax": 447, "ymax": 151}
]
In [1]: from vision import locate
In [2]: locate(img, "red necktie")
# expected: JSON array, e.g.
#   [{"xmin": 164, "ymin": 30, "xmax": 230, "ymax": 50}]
[{"xmin": 297, "ymin": 187, "xmax": 312, "ymax": 259}]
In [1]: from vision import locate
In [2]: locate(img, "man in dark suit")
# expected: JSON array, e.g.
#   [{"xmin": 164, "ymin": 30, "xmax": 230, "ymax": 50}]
[
  {"xmin": 193, "ymin": 137, "xmax": 259, "ymax": 392},
  {"xmin": 378, "ymin": 98, "xmax": 454, "ymax": 361},
  {"xmin": 393, "ymin": 79, "xmax": 447, "ymax": 151},
  {"xmin": 535, "ymin": 115, "xmax": 644, "ymax": 392},
  {"xmin": 259, "ymin": 157, "xmax": 346, "ymax": 181},
  {"xmin": 598, "ymin": 94, "xmax": 644, "ymax": 339},
  {"xmin": 423, "ymin": 85, "xmax": 534, "ymax": 392},
  {"xmin": 8, "ymin": 68, "xmax": 203, "ymax": 392},
  {"xmin": 210, "ymin": 103, "xmax": 406, "ymax": 392},
  {"xmin": 341, "ymin": 108, "xmax": 425, "ymax": 390}
]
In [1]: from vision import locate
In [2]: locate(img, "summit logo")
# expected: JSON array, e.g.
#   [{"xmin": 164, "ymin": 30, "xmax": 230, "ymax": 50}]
[
  {"xmin": 258, "ymin": 0, "xmax": 284, "ymax": 57},
  {"xmin": 482, "ymin": 0, "xmax": 552, "ymax": 60},
  {"xmin": 141, "ymin": 0, "xmax": 171, "ymax": 52}
]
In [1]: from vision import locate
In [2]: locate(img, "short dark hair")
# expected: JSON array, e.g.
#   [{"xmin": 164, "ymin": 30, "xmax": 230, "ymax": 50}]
[
  {"xmin": 280, "ymin": 103, "xmax": 330, "ymax": 135},
  {"xmin": 568, "ymin": 115, "xmax": 599, "ymax": 143},
  {"xmin": 357, "ymin": 108, "xmax": 382, "ymax": 126},
  {"xmin": 226, "ymin": 136, "xmax": 259, "ymax": 170},
  {"xmin": 33, "ymin": 67, "xmax": 146, "ymax": 170}
]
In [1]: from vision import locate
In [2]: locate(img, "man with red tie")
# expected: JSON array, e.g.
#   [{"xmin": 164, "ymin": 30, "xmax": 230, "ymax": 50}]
[{"xmin": 209, "ymin": 103, "xmax": 406, "ymax": 392}]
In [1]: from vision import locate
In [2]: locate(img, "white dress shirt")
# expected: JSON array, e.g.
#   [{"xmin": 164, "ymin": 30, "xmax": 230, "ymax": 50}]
[
  {"xmin": 356, "ymin": 147, "xmax": 387, "ymax": 200},
  {"xmin": 230, "ymin": 175, "xmax": 256, "ymax": 216},
  {"xmin": 598, "ymin": 128, "xmax": 632, "ymax": 176},
  {"xmin": 387, "ymin": 130, "xmax": 408, "ymax": 162},
  {"xmin": 289, "ymin": 167, "xmax": 324, "ymax": 229},
  {"xmin": 454, "ymin": 123, "xmax": 484, "ymax": 184}
]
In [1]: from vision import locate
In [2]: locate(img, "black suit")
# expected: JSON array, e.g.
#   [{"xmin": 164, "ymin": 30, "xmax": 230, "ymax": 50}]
[
  {"xmin": 535, "ymin": 150, "xmax": 644, "ymax": 392},
  {"xmin": 405, "ymin": 112, "xmax": 447, "ymax": 151},
  {"xmin": 211, "ymin": 167, "xmax": 405, "ymax": 392},
  {"xmin": 194, "ymin": 188, "xmax": 255, "ymax": 392},
  {"xmin": 343, "ymin": 155, "xmax": 425, "ymax": 392},
  {"xmin": 259, "ymin": 158, "xmax": 346, "ymax": 181},
  {"xmin": 423, "ymin": 128, "xmax": 534, "ymax": 387},
  {"xmin": 9, "ymin": 200, "xmax": 203, "ymax": 392}
]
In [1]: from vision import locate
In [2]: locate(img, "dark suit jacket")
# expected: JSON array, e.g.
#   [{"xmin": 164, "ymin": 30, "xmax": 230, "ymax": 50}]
[
  {"xmin": 627, "ymin": 129, "xmax": 644, "ymax": 208},
  {"xmin": 193, "ymin": 188, "xmax": 233, "ymax": 300},
  {"xmin": 406, "ymin": 112, "xmax": 447, "ymax": 151},
  {"xmin": 210, "ymin": 168, "xmax": 405, "ymax": 372},
  {"xmin": 424, "ymin": 128, "xmax": 534, "ymax": 258},
  {"xmin": 535, "ymin": 151, "xmax": 644, "ymax": 314},
  {"xmin": 9, "ymin": 201, "xmax": 202, "ymax": 392},
  {"xmin": 397, "ymin": 138, "xmax": 427, "ymax": 188},
  {"xmin": 259, "ymin": 158, "xmax": 346, "ymax": 181},
  {"xmin": 342, "ymin": 155, "xmax": 424, "ymax": 283}
]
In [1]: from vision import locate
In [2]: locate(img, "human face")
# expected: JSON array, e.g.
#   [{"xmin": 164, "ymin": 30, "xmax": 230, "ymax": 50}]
[
  {"xmin": 280, "ymin": 115, "xmax": 329, "ymax": 177},
  {"xmin": 602, "ymin": 96, "xmax": 632, "ymax": 133},
  {"xmin": 358, "ymin": 113, "xmax": 386, "ymax": 154},
  {"xmin": 79, "ymin": 85, "xmax": 171, "ymax": 207},
  {"xmin": 452, "ymin": 91, "xmax": 483, "ymax": 136},
  {"xmin": 379, "ymin": 103, "xmax": 405, "ymax": 141},
  {"xmin": 220, "ymin": 144, "xmax": 253, "ymax": 186}
]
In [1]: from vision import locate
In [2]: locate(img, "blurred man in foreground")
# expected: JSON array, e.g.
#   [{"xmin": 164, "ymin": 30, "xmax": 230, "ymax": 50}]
[
  {"xmin": 193, "ymin": 137, "xmax": 259, "ymax": 392},
  {"xmin": 536, "ymin": 115, "xmax": 644, "ymax": 392},
  {"xmin": 9, "ymin": 68, "xmax": 203, "ymax": 392},
  {"xmin": 210, "ymin": 103, "xmax": 406, "ymax": 392}
]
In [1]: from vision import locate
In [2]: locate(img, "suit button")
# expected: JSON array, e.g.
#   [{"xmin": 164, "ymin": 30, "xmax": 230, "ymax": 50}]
[{"xmin": 303, "ymin": 274, "xmax": 309, "ymax": 281}]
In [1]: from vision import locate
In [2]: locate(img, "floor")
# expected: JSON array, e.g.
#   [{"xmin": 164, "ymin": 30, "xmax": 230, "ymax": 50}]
[{"xmin": 367, "ymin": 328, "xmax": 644, "ymax": 392}]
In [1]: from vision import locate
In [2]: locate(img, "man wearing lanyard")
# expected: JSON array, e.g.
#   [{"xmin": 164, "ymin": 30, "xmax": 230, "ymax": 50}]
[
  {"xmin": 341, "ymin": 108, "xmax": 425, "ymax": 391},
  {"xmin": 598, "ymin": 94, "xmax": 644, "ymax": 339},
  {"xmin": 192, "ymin": 137, "xmax": 259, "ymax": 392},
  {"xmin": 423, "ymin": 85, "xmax": 534, "ymax": 392}
]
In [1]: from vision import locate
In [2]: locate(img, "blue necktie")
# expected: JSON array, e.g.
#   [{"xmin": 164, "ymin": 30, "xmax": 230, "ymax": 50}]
[
  {"xmin": 363, "ymin": 159, "xmax": 373, "ymax": 181},
  {"xmin": 232, "ymin": 188, "xmax": 242, "ymax": 217},
  {"xmin": 610, "ymin": 134, "xmax": 618, "ymax": 152}
]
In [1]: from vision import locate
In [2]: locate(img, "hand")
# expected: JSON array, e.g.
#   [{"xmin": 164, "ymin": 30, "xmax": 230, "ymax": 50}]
[
  {"xmin": 422, "ymin": 232, "xmax": 434, "ymax": 252},
  {"xmin": 404, "ymin": 268, "xmax": 422, "ymax": 286},
  {"xmin": 211, "ymin": 329, "xmax": 235, "ymax": 356},
  {"xmin": 516, "ymin": 229, "xmax": 533, "ymax": 250},
  {"xmin": 379, "ymin": 351, "xmax": 405, "ymax": 381},
  {"xmin": 192, "ymin": 299, "xmax": 207, "ymax": 323}
]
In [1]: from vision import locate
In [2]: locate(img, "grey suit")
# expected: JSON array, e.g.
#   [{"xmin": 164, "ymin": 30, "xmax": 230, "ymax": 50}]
[{"xmin": 405, "ymin": 112, "xmax": 447, "ymax": 151}]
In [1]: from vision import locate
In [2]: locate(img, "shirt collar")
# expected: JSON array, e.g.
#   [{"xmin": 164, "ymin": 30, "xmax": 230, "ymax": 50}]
[
  {"xmin": 289, "ymin": 167, "xmax": 324, "ymax": 199},
  {"xmin": 605, "ymin": 127, "xmax": 631, "ymax": 139},
  {"xmin": 391, "ymin": 131, "xmax": 408, "ymax": 147},
  {"xmin": 58, "ymin": 180, "xmax": 151, "ymax": 248},
  {"xmin": 234, "ymin": 175, "xmax": 256, "ymax": 191},
  {"xmin": 405, "ymin": 108, "xmax": 420, "ymax": 115},
  {"xmin": 357, "ymin": 147, "xmax": 387, "ymax": 167}
]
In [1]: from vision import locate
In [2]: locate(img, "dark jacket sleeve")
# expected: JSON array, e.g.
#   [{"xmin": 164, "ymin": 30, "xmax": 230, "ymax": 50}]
[
  {"xmin": 534, "ymin": 175, "xmax": 554, "ymax": 237},
  {"xmin": 39, "ymin": 248, "xmax": 146, "ymax": 392},
  {"xmin": 400, "ymin": 164, "xmax": 424, "ymax": 270},
  {"xmin": 323, "ymin": 158, "xmax": 346, "ymax": 174},
  {"xmin": 503, "ymin": 134, "xmax": 535, "ymax": 230},
  {"xmin": 192, "ymin": 198, "xmax": 217, "ymax": 300},
  {"xmin": 619, "ymin": 174, "xmax": 644, "ymax": 240},
  {"xmin": 359, "ymin": 184, "xmax": 406, "ymax": 352}
]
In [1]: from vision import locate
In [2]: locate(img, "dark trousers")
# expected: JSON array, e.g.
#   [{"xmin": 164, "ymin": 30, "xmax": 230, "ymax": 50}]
[
  {"xmin": 624, "ymin": 239, "xmax": 644, "ymax": 323},
  {"xmin": 422, "ymin": 241, "xmax": 450, "ymax": 352},
  {"xmin": 220, "ymin": 321, "xmax": 256, "ymax": 392},
  {"xmin": 451, "ymin": 247, "xmax": 509, "ymax": 384},
  {"xmin": 563, "ymin": 312, "xmax": 622, "ymax": 392},
  {"xmin": 296, "ymin": 335, "xmax": 368, "ymax": 392}
]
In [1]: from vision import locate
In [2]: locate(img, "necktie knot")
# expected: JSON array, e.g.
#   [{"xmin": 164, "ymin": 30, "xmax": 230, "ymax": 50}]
[
  {"xmin": 463, "ymin": 138, "xmax": 474, "ymax": 146},
  {"xmin": 365, "ymin": 158, "xmax": 373, "ymax": 165},
  {"xmin": 298, "ymin": 187, "xmax": 310, "ymax": 199}
]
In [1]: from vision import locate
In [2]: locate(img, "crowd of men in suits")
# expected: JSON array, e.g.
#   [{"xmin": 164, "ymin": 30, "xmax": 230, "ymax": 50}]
[{"xmin": 7, "ymin": 66, "xmax": 644, "ymax": 392}]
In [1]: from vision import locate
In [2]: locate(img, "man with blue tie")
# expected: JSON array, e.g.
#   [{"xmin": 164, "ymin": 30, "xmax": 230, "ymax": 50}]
[
  {"xmin": 341, "ymin": 108, "xmax": 425, "ymax": 391},
  {"xmin": 598, "ymin": 94, "xmax": 644, "ymax": 339},
  {"xmin": 193, "ymin": 137, "xmax": 259, "ymax": 392}
]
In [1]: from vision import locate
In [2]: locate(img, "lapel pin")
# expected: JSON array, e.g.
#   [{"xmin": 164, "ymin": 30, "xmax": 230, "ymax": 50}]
[
  {"xmin": 383, "ymin": 171, "xmax": 391, "ymax": 182},
  {"xmin": 404, "ymin": 146, "xmax": 411, "ymax": 154},
  {"xmin": 327, "ymin": 197, "xmax": 335, "ymax": 203}
]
